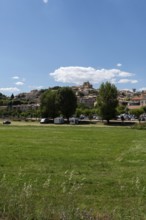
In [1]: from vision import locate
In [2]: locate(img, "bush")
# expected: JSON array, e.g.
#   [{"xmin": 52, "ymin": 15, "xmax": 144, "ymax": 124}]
[{"xmin": 131, "ymin": 122, "xmax": 146, "ymax": 130}]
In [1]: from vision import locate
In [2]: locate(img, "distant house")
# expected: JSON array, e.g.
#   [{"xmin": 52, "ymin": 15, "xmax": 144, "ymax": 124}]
[
  {"xmin": 72, "ymin": 82, "xmax": 98, "ymax": 108},
  {"xmin": 128, "ymin": 93, "xmax": 146, "ymax": 109},
  {"xmin": 12, "ymin": 104, "xmax": 40, "ymax": 111},
  {"xmin": 77, "ymin": 95, "xmax": 97, "ymax": 108}
]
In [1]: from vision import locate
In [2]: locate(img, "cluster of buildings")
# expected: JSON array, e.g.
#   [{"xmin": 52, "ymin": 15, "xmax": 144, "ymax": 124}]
[
  {"xmin": 118, "ymin": 89, "xmax": 146, "ymax": 110},
  {"xmin": 72, "ymin": 81, "xmax": 97, "ymax": 108},
  {"xmin": 73, "ymin": 82, "xmax": 146, "ymax": 110},
  {"xmin": 127, "ymin": 93, "xmax": 146, "ymax": 109},
  {"xmin": 1, "ymin": 82, "xmax": 146, "ymax": 112}
]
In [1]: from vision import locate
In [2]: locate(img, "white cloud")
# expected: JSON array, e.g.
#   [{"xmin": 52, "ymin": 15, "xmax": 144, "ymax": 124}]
[
  {"xmin": 12, "ymin": 76, "xmax": 19, "ymax": 80},
  {"xmin": 118, "ymin": 71, "xmax": 133, "ymax": 77},
  {"xmin": 50, "ymin": 66, "xmax": 136, "ymax": 85},
  {"xmin": 110, "ymin": 78, "xmax": 117, "ymax": 84},
  {"xmin": 22, "ymin": 78, "xmax": 26, "ymax": 82},
  {"xmin": 121, "ymin": 88, "xmax": 133, "ymax": 92},
  {"xmin": 15, "ymin": 81, "xmax": 24, "ymax": 86},
  {"xmin": 139, "ymin": 87, "xmax": 146, "ymax": 91},
  {"xmin": 118, "ymin": 79, "xmax": 138, "ymax": 84},
  {"xmin": 42, "ymin": 0, "xmax": 48, "ymax": 3},
  {"xmin": 28, "ymin": 85, "xmax": 44, "ymax": 90},
  {"xmin": 116, "ymin": 63, "xmax": 122, "ymax": 67},
  {"xmin": 0, "ymin": 87, "xmax": 20, "ymax": 93}
]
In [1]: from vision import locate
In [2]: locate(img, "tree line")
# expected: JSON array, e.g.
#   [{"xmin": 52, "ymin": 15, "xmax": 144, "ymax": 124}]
[
  {"xmin": 40, "ymin": 82, "xmax": 119, "ymax": 123},
  {"xmin": 1, "ymin": 82, "xmax": 146, "ymax": 123}
]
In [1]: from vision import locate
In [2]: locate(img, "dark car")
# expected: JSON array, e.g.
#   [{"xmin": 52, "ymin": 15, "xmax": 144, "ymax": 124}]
[{"xmin": 3, "ymin": 120, "xmax": 11, "ymax": 124}]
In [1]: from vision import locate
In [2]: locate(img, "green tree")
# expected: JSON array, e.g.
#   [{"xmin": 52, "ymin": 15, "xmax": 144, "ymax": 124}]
[
  {"xmin": 96, "ymin": 82, "xmax": 118, "ymax": 123},
  {"xmin": 57, "ymin": 87, "xmax": 77, "ymax": 121},
  {"xmin": 0, "ymin": 92, "xmax": 7, "ymax": 99},
  {"xmin": 75, "ymin": 108, "xmax": 83, "ymax": 117},
  {"xmin": 129, "ymin": 108, "xmax": 144, "ymax": 118},
  {"xmin": 142, "ymin": 106, "xmax": 146, "ymax": 113},
  {"xmin": 116, "ymin": 104, "xmax": 126, "ymax": 115},
  {"xmin": 11, "ymin": 93, "xmax": 14, "ymax": 100},
  {"xmin": 40, "ymin": 90, "xmax": 58, "ymax": 118}
]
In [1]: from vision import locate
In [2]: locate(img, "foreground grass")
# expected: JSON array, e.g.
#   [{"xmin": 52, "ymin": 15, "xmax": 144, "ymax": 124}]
[{"xmin": 0, "ymin": 124, "xmax": 146, "ymax": 219}]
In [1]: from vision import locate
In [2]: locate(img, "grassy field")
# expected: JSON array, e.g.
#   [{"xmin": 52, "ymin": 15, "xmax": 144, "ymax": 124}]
[{"xmin": 0, "ymin": 123, "xmax": 146, "ymax": 219}]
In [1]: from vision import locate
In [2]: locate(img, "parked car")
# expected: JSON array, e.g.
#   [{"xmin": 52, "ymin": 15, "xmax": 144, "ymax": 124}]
[
  {"xmin": 117, "ymin": 114, "xmax": 133, "ymax": 121},
  {"xmin": 139, "ymin": 113, "xmax": 146, "ymax": 121},
  {"xmin": 95, "ymin": 116, "xmax": 102, "ymax": 120},
  {"xmin": 69, "ymin": 117, "xmax": 79, "ymax": 125},
  {"xmin": 79, "ymin": 114, "xmax": 85, "ymax": 119},
  {"xmin": 40, "ymin": 118, "xmax": 49, "ymax": 124},
  {"xmin": 3, "ymin": 120, "xmax": 11, "ymax": 124}
]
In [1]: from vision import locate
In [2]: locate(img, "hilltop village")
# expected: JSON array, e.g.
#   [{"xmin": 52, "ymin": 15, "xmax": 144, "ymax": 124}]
[{"xmin": 0, "ymin": 82, "xmax": 146, "ymax": 115}]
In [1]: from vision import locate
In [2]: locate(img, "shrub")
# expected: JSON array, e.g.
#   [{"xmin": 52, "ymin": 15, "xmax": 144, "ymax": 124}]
[{"xmin": 131, "ymin": 122, "xmax": 146, "ymax": 130}]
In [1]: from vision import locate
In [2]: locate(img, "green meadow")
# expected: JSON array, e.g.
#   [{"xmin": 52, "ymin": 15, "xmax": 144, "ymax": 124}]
[{"xmin": 0, "ymin": 123, "xmax": 146, "ymax": 219}]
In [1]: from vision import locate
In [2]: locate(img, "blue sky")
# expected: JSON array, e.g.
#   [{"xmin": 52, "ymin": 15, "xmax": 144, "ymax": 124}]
[{"xmin": 0, "ymin": 0, "xmax": 146, "ymax": 95}]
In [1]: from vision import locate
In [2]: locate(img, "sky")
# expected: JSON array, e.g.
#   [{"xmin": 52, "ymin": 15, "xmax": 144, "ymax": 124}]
[{"xmin": 0, "ymin": 0, "xmax": 146, "ymax": 96}]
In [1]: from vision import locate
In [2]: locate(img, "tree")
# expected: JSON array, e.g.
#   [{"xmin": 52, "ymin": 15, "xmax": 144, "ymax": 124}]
[
  {"xmin": 11, "ymin": 93, "xmax": 14, "ymax": 100},
  {"xmin": 96, "ymin": 82, "xmax": 118, "ymax": 123},
  {"xmin": 40, "ymin": 90, "xmax": 58, "ymax": 118},
  {"xmin": 57, "ymin": 87, "xmax": 77, "ymax": 121},
  {"xmin": 0, "ymin": 92, "xmax": 6, "ymax": 99},
  {"xmin": 116, "ymin": 104, "xmax": 126, "ymax": 115},
  {"xmin": 142, "ymin": 106, "xmax": 146, "ymax": 113},
  {"xmin": 129, "ymin": 108, "xmax": 144, "ymax": 118}
]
